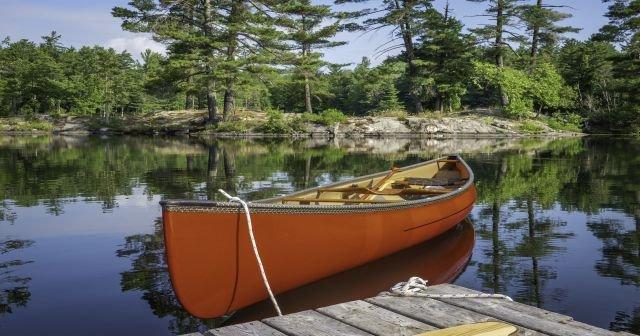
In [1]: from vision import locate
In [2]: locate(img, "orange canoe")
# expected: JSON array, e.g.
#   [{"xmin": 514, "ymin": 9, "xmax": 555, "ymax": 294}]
[
  {"xmin": 227, "ymin": 219, "xmax": 474, "ymax": 323},
  {"xmin": 161, "ymin": 155, "xmax": 477, "ymax": 318}
]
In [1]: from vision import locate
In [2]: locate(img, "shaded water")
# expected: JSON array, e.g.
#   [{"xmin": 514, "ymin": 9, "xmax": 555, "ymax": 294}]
[{"xmin": 0, "ymin": 135, "xmax": 638, "ymax": 335}]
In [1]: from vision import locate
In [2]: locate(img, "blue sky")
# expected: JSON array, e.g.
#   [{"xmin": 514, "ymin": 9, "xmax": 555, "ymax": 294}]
[{"xmin": 1, "ymin": 0, "xmax": 610, "ymax": 65}]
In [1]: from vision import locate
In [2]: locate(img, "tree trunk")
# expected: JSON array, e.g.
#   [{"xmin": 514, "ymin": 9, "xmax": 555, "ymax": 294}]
[
  {"xmin": 304, "ymin": 75, "xmax": 313, "ymax": 114},
  {"xmin": 204, "ymin": 0, "xmax": 218, "ymax": 123},
  {"xmin": 527, "ymin": 195, "xmax": 541, "ymax": 307},
  {"xmin": 491, "ymin": 199, "xmax": 501, "ymax": 292},
  {"xmin": 223, "ymin": 81, "xmax": 235, "ymax": 119},
  {"xmin": 495, "ymin": 0, "xmax": 509, "ymax": 107},
  {"xmin": 206, "ymin": 78, "xmax": 218, "ymax": 124},
  {"xmin": 186, "ymin": 155, "xmax": 194, "ymax": 171},
  {"xmin": 304, "ymin": 156, "xmax": 312, "ymax": 188},
  {"xmin": 529, "ymin": 0, "xmax": 542, "ymax": 71},
  {"xmin": 223, "ymin": 147, "xmax": 236, "ymax": 194},
  {"xmin": 206, "ymin": 143, "xmax": 219, "ymax": 200},
  {"xmin": 395, "ymin": 0, "xmax": 423, "ymax": 113},
  {"xmin": 10, "ymin": 98, "xmax": 18, "ymax": 115},
  {"xmin": 223, "ymin": 0, "xmax": 241, "ymax": 120}
]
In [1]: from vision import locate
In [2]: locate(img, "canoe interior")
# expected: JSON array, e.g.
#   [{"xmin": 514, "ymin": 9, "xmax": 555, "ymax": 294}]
[{"xmin": 263, "ymin": 156, "xmax": 470, "ymax": 205}]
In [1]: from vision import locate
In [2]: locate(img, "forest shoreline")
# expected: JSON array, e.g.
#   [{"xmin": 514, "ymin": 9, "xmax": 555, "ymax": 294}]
[{"xmin": 0, "ymin": 109, "xmax": 586, "ymax": 137}]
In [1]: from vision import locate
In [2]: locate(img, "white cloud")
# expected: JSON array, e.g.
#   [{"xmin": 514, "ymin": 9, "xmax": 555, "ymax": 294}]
[{"xmin": 105, "ymin": 35, "xmax": 166, "ymax": 59}]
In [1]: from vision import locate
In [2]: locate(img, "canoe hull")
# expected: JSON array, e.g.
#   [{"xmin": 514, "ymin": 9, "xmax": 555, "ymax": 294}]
[{"xmin": 162, "ymin": 184, "xmax": 476, "ymax": 318}]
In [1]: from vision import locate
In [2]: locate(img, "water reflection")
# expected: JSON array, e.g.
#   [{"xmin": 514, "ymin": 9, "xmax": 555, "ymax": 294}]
[
  {"xmin": 0, "ymin": 135, "xmax": 638, "ymax": 335},
  {"xmin": 0, "ymin": 239, "xmax": 34, "ymax": 315},
  {"xmin": 116, "ymin": 218, "xmax": 222, "ymax": 334}
]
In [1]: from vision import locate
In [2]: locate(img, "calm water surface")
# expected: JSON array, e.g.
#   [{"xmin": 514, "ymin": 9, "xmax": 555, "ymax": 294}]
[{"xmin": 0, "ymin": 135, "xmax": 638, "ymax": 335}]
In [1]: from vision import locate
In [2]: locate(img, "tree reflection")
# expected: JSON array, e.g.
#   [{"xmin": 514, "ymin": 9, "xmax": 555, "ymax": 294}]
[
  {"xmin": 511, "ymin": 195, "xmax": 572, "ymax": 307},
  {"xmin": 117, "ymin": 218, "xmax": 223, "ymax": 334},
  {"xmin": 611, "ymin": 307, "xmax": 640, "ymax": 333},
  {"xmin": 471, "ymin": 139, "xmax": 580, "ymax": 305},
  {"xmin": 587, "ymin": 218, "xmax": 639, "ymax": 286},
  {"xmin": 0, "ymin": 239, "xmax": 34, "ymax": 315}
]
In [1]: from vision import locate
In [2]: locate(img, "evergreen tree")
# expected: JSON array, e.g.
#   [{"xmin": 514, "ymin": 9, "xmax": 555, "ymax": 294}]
[
  {"xmin": 415, "ymin": 3, "xmax": 474, "ymax": 112},
  {"xmin": 518, "ymin": 0, "xmax": 580, "ymax": 69},
  {"xmin": 280, "ymin": 1, "xmax": 345, "ymax": 114},
  {"xmin": 335, "ymin": 0, "xmax": 438, "ymax": 113},
  {"xmin": 467, "ymin": 0, "xmax": 524, "ymax": 106},
  {"xmin": 557, "ymin": 39, "xmax": 617, "ymax": 112},
  {"xmin": 113, "ymin": 0, "xmax": 223, "ymax": 122},
  {"xmin": 595, "ymin": 0, "xmax": 640, "ymax": 124}
]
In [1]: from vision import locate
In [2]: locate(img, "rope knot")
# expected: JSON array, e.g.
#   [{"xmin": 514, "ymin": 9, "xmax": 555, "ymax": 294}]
[{"xmin": 388, "ymin": 277, "xmax": 513, "ymax": 301}]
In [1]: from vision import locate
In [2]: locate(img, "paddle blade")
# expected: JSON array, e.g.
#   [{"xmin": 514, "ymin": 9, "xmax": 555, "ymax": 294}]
[{"xmin": 416, "ymin": 322, "xmax": 518, "ymax": 336}]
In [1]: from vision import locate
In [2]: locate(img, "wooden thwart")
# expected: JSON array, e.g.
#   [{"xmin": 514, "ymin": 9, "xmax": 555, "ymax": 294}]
[{"xmin": 281, "ymin": 197, "xmax": 400, "ymax": 204}]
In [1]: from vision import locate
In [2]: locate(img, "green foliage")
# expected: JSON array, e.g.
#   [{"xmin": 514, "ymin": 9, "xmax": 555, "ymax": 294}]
[
  {"xmin": 529, "ymin": 62, "xmax": 576, "ymax": 111},
  {"xmin": 212, "ymin": 121, "xmax": 248, "ymax": 133},
  {"xmin": 256, "ymin": 109, "xmax": 292, "ymax": 134},
  {"xmin": 546, "ymin": 113, "xmax": 583, "ymax": 132},
  {"xmin": 0, "ymin": 118, "xmax": 53, "ymax": 132},
  {"xmin": 473, "ymin": 61, "xmax": 533, "ymax": 118},
  {"xmin": 473, "ymin": 61, "xmax": 575, "ymax": 118},
  {"xmin": 415, "ymin": 7, "xmax": 475, "ymax": 112},
  {"xmin": 319, "ymin": 109, "xmax": 347, "ymax": 125},
  {"xmin": 0, "ymin": 0, "xmax": 638, "ymax": 133},
  {"xmin": 300, "ymin": 108, "xmax": 347, "ymax": 126},
  {"xmin": 0, "ymin": 34, "xmax": 181, "ymax": 118},
  {"xmin": 518, "ymin": 120, "xmax": 545, "ymax": 134},
  {"xmin": 373, "ymin": 109, "xmax": 409, "ymax": 118},
  {"xmin": 279, "ymin": 0, "xmax": 345, "ymax": 114}
]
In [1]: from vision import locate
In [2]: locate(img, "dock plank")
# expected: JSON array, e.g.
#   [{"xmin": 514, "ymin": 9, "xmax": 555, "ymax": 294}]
[
  {"xmin": 366, "ymin": 295, "xmax": 545, "ymax": 336},
  {"xmin": 317, "ymin": 300, "xmax": 436, "ymax": 336},
  {"xmin": 424, "ymin": 284, "xmax": 615, "ymax": 336},
  {"xmin": 262, "ymin": 310, "xmax": 373, "ymax": 336},
  {"xmin": 208, "ymin": 321, "xmax": 287, "ymax": 336}
]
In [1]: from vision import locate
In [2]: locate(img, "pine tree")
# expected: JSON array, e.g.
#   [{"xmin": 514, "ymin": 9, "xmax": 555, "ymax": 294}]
[
  {"xmin": 595, "ymin": 0, "xmax": 640, "ymax": 123},
  {"xmin": 113, "ymin": 0, "xmax": 288, "ymax": 121},
  {"xmin": 467, "ymin": 0, "xmax": 524, "ymax": 107},
  {"xmin": 415, "ymin": 2, "xmax": 474, "ymax": 112},
  {"xmin": 279, "ymin": 1, "xmax": 345, "ymax": 114},
  {"xmin": 519, "ymin": 0, "xmax": 580, "ymax": 70},
  {"xmin": 335, "ymin": 0, "xmax": 438, "ymax": 113},
  {"xmin": 113, "ymin": 0, "xmax": 222, "ymax": 121}
]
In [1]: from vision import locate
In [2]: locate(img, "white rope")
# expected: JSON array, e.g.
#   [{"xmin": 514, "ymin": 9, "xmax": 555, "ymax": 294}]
[
  {"xmin": 218, "ymin": 189, "xmax": 283, "ymax": 316},
  {"xmin": 388, "ymin": 277, "xmax": 513, "ymax": 301}
]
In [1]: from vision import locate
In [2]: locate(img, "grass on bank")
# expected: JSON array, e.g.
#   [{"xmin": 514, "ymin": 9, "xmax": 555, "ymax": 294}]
[{"xmin": 0, "ymin": 117, "xmax": 54, "ymax": 132}]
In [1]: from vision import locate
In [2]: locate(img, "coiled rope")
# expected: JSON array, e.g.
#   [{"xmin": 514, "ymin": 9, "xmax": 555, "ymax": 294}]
[
  {"xmin": 388, "ymin": 277, "xmax": 513, "ymax": 301},
  {"xmin": 218, "ymin": 189, "xmax": 283, "ymax": 316}
]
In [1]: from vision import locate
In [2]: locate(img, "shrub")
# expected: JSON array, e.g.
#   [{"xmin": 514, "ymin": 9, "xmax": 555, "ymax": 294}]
[
  {"xmin": 546, "ymin": 113, "xmax": 583, "ymax": 132},
  {"xmin": 256, "ymin": 109, "xmax": 291, "ymax": 134},
  {"xmin": 519, "ymin": 120, "xmax": 545, "ymax": 134},
  {"xmin": 212, "ymin": 121, "xmax": 248, "ymax": 133},
  {"xmin": 373, "ymin": 109, "xmax": 409, "ymax": 118},
  {"xmin": 300, "ymin": 109, "xmax": 347, "ymax": 126},
  {"xmin": 287, "ymin": 116, "xmax": 307, "ymax": 133}
]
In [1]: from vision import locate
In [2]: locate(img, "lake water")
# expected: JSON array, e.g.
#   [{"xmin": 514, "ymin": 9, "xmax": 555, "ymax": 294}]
[{"xmin": 0, "ymin": 135, "xmax": 638, "ymax": 335}]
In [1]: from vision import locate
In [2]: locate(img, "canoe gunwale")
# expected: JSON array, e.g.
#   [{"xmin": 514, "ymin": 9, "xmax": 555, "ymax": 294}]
[{"xmin": 160, "ymin": 155, "xmax": 474, "ymax": 214}]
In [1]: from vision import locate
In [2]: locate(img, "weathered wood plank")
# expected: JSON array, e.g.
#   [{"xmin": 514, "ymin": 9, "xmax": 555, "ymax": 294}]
[
  {"xmin": 423, "ymin": 284, "xmax": 615, "ymax": 336},
  {"xmin": 207, "ymin": 321, "xmax": 287, "ymax": 336},
  {"xmin": 262, "ymin": 310, "xmax": 373, "ymax": 336},
  {"xmin": 317, "ymin": 300, "xmax": 436, "ymax": 336},
  {"xmin": 366, "ymin": 295, "xmax": 545, "ymax": 336},
  {"xmin": 427, "ymin": 284, "xmax": 571, "ymax": 322}
]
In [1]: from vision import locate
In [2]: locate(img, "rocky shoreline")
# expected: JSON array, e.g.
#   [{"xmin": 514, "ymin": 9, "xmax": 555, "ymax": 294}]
[{"xmin": 0, "ymin": 110, "xmax": 582, "ymax": 137}]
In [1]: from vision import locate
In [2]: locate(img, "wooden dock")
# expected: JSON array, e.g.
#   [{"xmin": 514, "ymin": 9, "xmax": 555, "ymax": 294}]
[{"xmin": 184, "ymin": 284, "xmax": 636, "ymax": 336}]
